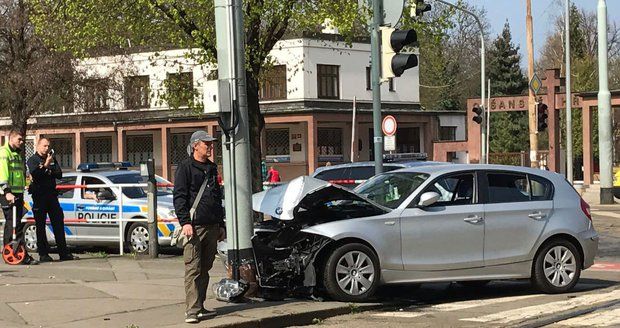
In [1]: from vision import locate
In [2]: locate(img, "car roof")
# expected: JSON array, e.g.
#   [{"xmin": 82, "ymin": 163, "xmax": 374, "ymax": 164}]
[
  {"xmin": 312, "ymin": 160, "xmax": 446, "ymax": 176},
  {"xmin": 396, "ymin": 163, "xmax": 564, "ymax": 181},
  {"xmin": 65, "ymin": 170, "xmax": 141, "ymax": 178}
]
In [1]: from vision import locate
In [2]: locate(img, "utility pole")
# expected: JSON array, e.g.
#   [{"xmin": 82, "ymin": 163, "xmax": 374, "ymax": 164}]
[
  {"xmin": 214, "ymin": 0, "xmax": 254, "ymax": 280},
  {"xmin": 598, "ymin": 0, "xmax": 614, "ymax": 204},
  {"xmin": 565, "ymin": 0, "xmax": 573, "ymax": 183},
  {"xmin": 526, "ymin": 0, "xmax": 538, "ymax": 168},
  {"xmin": 371, "ymin": 0, "xmax": 384, "ymax": 175}
]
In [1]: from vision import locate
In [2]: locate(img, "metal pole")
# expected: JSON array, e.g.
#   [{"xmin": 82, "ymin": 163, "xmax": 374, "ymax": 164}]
[
  {"xmin": 598, "ymin": 0, "xmax": 614, "ymax": 204},
  {"xmin": 351, "ymin": 96, "xmax": 357, "ymax": 162},
  {"xmin": 372, "ymin": 0, "xmax": 384, "ymax": 174},
  {"xmin": 433, "ymin": 0, "xmax": 485, "ymax": 164},
  {"xmin": 486, "ymin": 78, "xmax": 490, "ymax": 162},
  {"xmin": 565, "ymin": 0, "xmax": 573, "ymax": 183},
  {"xmin": 147, "ymin": 159, "xmax": 158, "ymax": 259},
  {"xmin": 526, "ymin": 0, "xmax": 538, "ymax": 168},
  {"xmin": 214, "ymin": 0, "xmax": 254, "ymax": 279},
  {"xmin": 118, "ymin": 186, "xmax": 124, "ymax": 255}
]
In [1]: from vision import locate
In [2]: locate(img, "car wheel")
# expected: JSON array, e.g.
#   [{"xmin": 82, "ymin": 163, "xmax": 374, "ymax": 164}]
[
  {"xmin": 24, "ymin": 223, "xmax": 38, "ymax": 253},
  {"xmin": 457, "ymin": 280, "xmax": 491, "ymax": 288},
  {"xmin": 323, "ymin": 243, "xmax": 380, "ymax": 302},
  {"xmin": 128, "ymin": 223, "xmax": 149, "ymax": 254},
  {"xmin": 532, "ymin": 239, "xmax": 581, "ymax": 293}
]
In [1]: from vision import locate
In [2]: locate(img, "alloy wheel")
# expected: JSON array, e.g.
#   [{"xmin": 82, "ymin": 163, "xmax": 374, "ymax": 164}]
[
  {"xmin": 130, "ymin": 225, "xmax": 149, "ymax": 253},
  {"xmin": 543, "ymin": 245, "xmax": 577, "ymax": 287},
  {"xmin": 335, "ymin": 250, "xmax": 375, "ymax": 296},
  {"xmin": 24, "ymin": 225, "xmax": 38, "ymax": 252}
]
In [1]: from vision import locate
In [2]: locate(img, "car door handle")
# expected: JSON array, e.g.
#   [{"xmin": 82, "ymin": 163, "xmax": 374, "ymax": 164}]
[
  {"xmin": 384, "ymin": 221, "xmax": 396, "ymax": 226},
  {"xmin": 76, "ymin": 205, "xmax": 84, "ymax": 210},
  {"xmin": 528, "ymin": 211, "xmax": 547, "ymax": 220},
  {"xmin": 463, "ymin": 215, "xmax": 483, "ymax": 223}
]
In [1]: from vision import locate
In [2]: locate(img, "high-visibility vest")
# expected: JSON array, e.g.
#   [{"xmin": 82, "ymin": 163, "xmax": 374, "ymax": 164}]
[{"xmin": 0, "ymin": 143, "xmax": 26, "ymax": 194}]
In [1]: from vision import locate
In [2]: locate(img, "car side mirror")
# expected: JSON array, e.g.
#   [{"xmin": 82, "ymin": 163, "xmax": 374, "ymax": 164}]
[
  {"xmin": 418, "ymin": 191, "xmax": 440, "ymax": 207},
  {"xmin": 97, "ymin": 189, "xmax": 116, "ymax": 201}
]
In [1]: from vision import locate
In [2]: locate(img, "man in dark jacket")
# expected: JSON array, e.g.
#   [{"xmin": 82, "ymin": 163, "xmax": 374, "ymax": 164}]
[
  {"xmin": 173, "ymin": 130, "xmax": 225, "ymax": 324},
  {"xmin": 27, "ymin": 138, "xmax": 77, "ymax": 262}
]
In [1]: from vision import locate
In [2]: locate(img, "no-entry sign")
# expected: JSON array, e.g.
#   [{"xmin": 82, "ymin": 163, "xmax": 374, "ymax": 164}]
[{"xmin": 382, "ymin": 115, "xmax": 397, "ymax": 136}]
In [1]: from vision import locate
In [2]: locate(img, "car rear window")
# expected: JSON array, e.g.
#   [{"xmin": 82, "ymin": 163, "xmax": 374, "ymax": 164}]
[{"xmin": 314, "ymin": 168, "xmax": 350, "ymax": 181}]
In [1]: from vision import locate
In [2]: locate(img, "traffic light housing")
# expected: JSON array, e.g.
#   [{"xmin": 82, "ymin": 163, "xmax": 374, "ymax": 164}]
[
  {"xmin": 472, "ymin": 105, "xmax": 483, "ymax": 124},
  {"xmin": 537, "ymin": 103, "xmax": 548, "ymax": 132},
  {"xmin": 411, "ymin": 0, "xmax": 432, "ymax": 17},
  {"xmin": 381, "ymin": 27, "xmax": 419, "ymax": 80}
]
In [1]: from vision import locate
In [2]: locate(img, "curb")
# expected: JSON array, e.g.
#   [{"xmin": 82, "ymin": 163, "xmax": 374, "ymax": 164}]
[
  {"xmin": 509, "ymin": 286, "xmax": 620, "ymax": 328},
  {"xmin": 209, "ymin": 302, "xmax": 386, "ymax": 328}
]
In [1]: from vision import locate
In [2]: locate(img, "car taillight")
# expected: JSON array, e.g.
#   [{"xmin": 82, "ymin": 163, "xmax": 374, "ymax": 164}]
[{"xmin": 580, "ymin": 197, "xmax": 592, "ymax": 222}]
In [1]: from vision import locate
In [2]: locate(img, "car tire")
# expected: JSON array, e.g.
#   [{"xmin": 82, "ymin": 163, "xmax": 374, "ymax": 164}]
[
  {"xmin": 532, "ymin": 239, "xmax": 581, "ymax": 293},
  {"xmin": 24, "ymin": 223, "xmax": 38, "ymax": 253},
  {"xmin": 127, "ymin": 223, "xmax": 149, "ymax": 254},
  {"xmin": 457, "ymin": 280, "xmax": 491, "ymax": 288},
  {"xmin": 323, "ymin": 243, "xmax": 380, "ymax": 302}
]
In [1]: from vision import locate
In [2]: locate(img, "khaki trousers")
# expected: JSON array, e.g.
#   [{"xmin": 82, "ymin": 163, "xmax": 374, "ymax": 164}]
[{"xmin": 184, "ymin": 224, "xmax": 219, "ymax": 315}]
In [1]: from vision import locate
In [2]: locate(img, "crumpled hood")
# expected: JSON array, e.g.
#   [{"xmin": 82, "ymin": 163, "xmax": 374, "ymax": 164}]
[{"xmin": 252, "ymin": 176, "xmax": 388, "ymax": 220}]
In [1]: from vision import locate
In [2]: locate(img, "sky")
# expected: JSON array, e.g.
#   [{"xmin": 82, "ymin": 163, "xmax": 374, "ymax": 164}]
[{"xmin": 464, "ymin": 0, "xmax": 620, "ymax": 65}]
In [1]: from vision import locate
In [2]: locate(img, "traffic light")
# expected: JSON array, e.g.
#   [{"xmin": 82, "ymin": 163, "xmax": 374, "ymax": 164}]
[
  {"xmin": 411, "ymin": 0, "xmax": 432, "ymax": 17},
  {"xmin": 472, "ymin": 105, "xmax": 483, "ymax": 124},
  {"xmin": 537, "ymin": 103, "xmax": 548, "ymax": 132},
  {"xmin": 381, "ymin": 27, "xmax": 419, "ymax": 80}
]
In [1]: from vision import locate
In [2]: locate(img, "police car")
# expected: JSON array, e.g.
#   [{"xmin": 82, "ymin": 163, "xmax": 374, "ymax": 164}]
[{"xmin": 22, "ymin": 162, "xmax": 180, "ymax": 254}]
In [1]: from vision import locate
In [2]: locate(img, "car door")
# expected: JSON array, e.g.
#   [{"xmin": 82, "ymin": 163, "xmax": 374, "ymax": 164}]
[
  {"xmin": 400, "ymin": 171, "xmax": 484, "ymax": 270},
  {"xmin": 76, "ymin": 175, "xmax": 119, "ymax": 242},
  {"xmin": 482, "ymin": 171, "xmax": 553, "ymax": 266},
  {"xmin": 56, "ymin": 175, "xmax": 80, "ymax": 242}
]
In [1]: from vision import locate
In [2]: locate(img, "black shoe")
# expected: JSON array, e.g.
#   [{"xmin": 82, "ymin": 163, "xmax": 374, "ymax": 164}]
[
  {"xmin": 23, "ymin": 256, "xmax": 39, "ymax": 265},
  {"xmin": 59, "ymin": 254, "xmax": 79, "ymax": 261},
  {"xmin": 39, "ymin": 255, "xmax": 54, "ymax": 263}
]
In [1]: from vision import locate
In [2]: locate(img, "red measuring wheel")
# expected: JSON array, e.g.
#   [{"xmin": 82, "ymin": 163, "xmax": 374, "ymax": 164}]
[{"xmin": 2, "ymin": 243, "xmax": 27, "ymax": 265}]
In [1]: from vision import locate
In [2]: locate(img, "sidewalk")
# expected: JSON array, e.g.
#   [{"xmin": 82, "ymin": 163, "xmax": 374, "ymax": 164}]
[{"xmin": 0, "ymin": 254, "xmax": 381, "ymax": 328}]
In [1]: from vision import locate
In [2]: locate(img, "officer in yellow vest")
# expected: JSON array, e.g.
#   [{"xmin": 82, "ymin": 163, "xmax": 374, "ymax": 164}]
[{"xmin": 1, "ymin": 129, "xmax": 38, "ymax": 265}]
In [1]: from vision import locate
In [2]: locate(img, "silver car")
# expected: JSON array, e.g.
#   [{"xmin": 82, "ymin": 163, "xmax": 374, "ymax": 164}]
[
  {"xmin": 249, "ymin": 164, "xmax": 598, "ymax": 302},
  {"xmin": 21, "ymin": 170, "xmax": 179, "ymax": 254}
]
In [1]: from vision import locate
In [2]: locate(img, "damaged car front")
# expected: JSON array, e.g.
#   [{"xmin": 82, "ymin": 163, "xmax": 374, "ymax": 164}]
[{"xmin": 218, "ymin": 172, "xmax": 429, "ymax": 302}]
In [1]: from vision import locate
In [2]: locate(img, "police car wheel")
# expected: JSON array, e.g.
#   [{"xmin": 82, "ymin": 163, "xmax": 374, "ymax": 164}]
[
  {"xmin": 24, "ymin": 224, "xmax": 38, "ymax": 253},
  {"xmin": 128, "ymin": 223, "xmax": 149, "ymax": 254}
]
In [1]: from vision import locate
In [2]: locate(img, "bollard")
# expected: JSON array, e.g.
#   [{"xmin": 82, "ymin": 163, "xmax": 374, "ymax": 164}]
[{"xmin": 142, "ymin": 159, "xmax": 159, "ymax": 258}]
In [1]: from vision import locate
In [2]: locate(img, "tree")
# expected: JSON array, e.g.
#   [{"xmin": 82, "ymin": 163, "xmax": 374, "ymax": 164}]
[
  {"xmin": 486, "ymin": 22, "xmax": 529, "ymax": 154},
  {"xmin": 31, "ymin": 0, "xmax": 363, "ymax": 192},
  {"xmin": 0, "ymin": 0, "xmax": 74, "ymax": 136}
]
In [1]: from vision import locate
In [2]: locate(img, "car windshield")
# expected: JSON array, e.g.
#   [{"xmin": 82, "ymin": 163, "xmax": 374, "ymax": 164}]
[
  {"xmin": 107, "ymin": 173, "xmax": 173, "ymax": 199},
  {"xmin": 354, "ymin": 172, "xmax": 429, "ymax": 209}
]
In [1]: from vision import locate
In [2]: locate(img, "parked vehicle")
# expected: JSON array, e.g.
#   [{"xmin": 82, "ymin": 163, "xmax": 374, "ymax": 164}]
[
  {"xmin": 312, "ymin": 154, "xmax": 445, "ymax": 189},
  {"xmin": 246, "ymin": 164, "xmax": 598, "ymax": 302},
  {"xmin": 20, "ymin": 162, "xmax": 179, "ymax": 254}
]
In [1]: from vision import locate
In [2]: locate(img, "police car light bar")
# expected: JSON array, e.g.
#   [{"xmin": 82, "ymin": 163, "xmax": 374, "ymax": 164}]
[
  {"xmin": 383, "ymin": 152, "xmax": 428, "ymax": 162},
  {"xmin": 77, "ymin": 161, "xmax": 133, "ymax": 172}
]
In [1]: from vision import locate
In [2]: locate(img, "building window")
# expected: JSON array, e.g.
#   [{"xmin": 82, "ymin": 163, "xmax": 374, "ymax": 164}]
[
  {"xmin": 124, "ymin": 76, "xmax": 150, "ymax": 109},
  {"xmin": 396, "ymin": 127, "xmax": 421, "ymax": 153},
  {"xmin": 171, "ymin": 132, "xmax": 192, "ymax": 165},
  {"xmin": 318, "ymin": 128, "xmax": 343, "ymax": 161},
  {"xmin": 214, "ymin": 129, "xmax": 222, "ymax": 164},
  {"xmin": 166, "ymin": 72, "xmax": 193, "ymax": 107},
  {"xmin": 266, "ymin": 128, "xmax": 290, "ymax": 156},
  {"xmin": 126, "ymin": 135, "xmax": 153, "ymax": 166},
  {"xmin": 47, "ymin": 138, "xmax": 73, "ymax": 168},
  {"xmin": 447, "ymin": 151, "xmax": 457, "ymax": 163},
  {"xmin": 439, "ymin": 126, "xmax": 457, "ymax": 141},
  {"xmin": 260, "ymin": 65, "xmax": 287, "ymax": 100},
  {"xmin": 365, "ymin": 67, "xmax": 371, "ymax": 91},
  {"xmin": 84, "ymin": 79, "xmax": 109, "ymax": 112},
  {"xmin": 317, "ymin": 64, "xmax": 339, "ymax": 99},
  {"xmin": 24, "ymin": 139, "xmax": 35, "ymax": 165},
  {"xmin": 389, "ymin": 78, "xmax": 395, "ymax": 92},
  {"xmin": 85, "ymin": 137, "xmax": 112, "ymax": 163}
]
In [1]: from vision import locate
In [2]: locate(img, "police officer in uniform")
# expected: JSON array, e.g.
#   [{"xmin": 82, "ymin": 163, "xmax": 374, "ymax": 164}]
[
  {"xmin": 27, "ymin": 137, "xmax": 77, "ymax": 262},
  {"xmin": 1, "ymin": 130, "xmax": 38, "ymax": 265}
]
